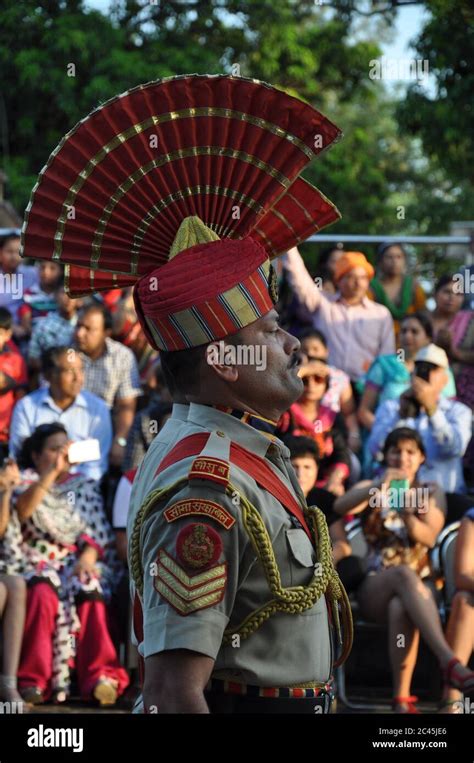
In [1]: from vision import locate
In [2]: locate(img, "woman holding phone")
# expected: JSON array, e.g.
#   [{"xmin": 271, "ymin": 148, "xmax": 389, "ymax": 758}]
[
  {"xmin": 334, "ymin": 427, "xmax": 474, "ymax": 712},
  {"xmin": 13, "ymin": 423, "xmax": 129, "ymax": 705}
]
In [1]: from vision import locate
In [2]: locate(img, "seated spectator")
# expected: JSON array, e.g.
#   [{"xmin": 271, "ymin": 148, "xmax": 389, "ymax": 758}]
[
  {"xmin": 314, "ymin": 243, "xmax": 345, "ymax": 295},
  {"xmin": 0, "ymin": 459, "xmax": 26, "ymax": 705},
  {"xmin": 14, "ymin": 424, "xmax": 129, "ymax": 705},
  {"xmin": 0, "ymin": 233, "xmax": 38, "ymax": 329},
  {"xmin": 16, "ymin": 261, "xmax": 63, "ymax": 344},
  {"xmin": 299, "ymin": 328, "xmax": 361, "ymax": 452},
  {"xmin": 283, "ymin": 247, "xmax": 394, "ymax": 384},
  {"xmin": 112, "ymin": 468, "xmax": 138, "ymax": 563},
  {"xmin": 0, "ymin": 308, "xmax": 27, "ymax": 462},
  {"xmin": 335, "ymin": 427, "xmax": 474, "ymax": 711},
  {"xmin": 369, "ymin": 242, "xmax": 426, "ymax": 342},
  {"xmin": 431, "ymin": 274, "xmax": 474, "ymax": 411},
  {"xmin": 368, "ymin": 344, "xmax": 472, "ymax": 492},
  {"xmin": 286, "ymin": 435, "xmax": 366, "ymax": 593},
  {"xmin": 75, "ymin": 304, "xmax": 141, "ymax": 468},
  {"xmin": 359, "ymin": 312, "xmax": 456, "ymax": 431},
  {"xmin": 28, "ymin": 286, "xmax": 82, "ymax": 371},
  {"xmin": 112, "ymin": 288, "xmax": 159, "ymax": 385},
  {"xmin": 123, "ymin": 399, "xmax": 173, "ymax": 472},
  {"xmin": 286, "ymin": 435, "xmax": 350, "ymax": 558},
  {"xmin": 277, "ymin": 357, "xmax": 352, "ymax": 496},
  {"xmin": 441, "ymin": 505, "xmax": 474, "ymax": 712},
  {"xmin": 9, "ymin": 346, "xmax": 111, "ymax": 480}
]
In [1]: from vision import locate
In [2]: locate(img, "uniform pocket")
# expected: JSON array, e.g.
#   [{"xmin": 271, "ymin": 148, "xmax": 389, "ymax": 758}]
[{"xmin": 285, "ymin": 528, "xmax": 315, "ymax": 568}]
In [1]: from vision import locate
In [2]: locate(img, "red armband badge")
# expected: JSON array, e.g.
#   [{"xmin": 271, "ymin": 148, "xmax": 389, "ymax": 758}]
[
  {"xmin": 163, "ymin": 499, "xmax": 235, "ymax": 530},
  {"xmin": 188, "ymin": 457, "xmax": 230, "ymax": 488}
]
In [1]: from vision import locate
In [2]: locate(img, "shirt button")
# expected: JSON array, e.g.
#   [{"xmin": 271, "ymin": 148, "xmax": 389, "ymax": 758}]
[{"xmin": 216, "ymin": 431, "xmax": 225, "ymax": 437}]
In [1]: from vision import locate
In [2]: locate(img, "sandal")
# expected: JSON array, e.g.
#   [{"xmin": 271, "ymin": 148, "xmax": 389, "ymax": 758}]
[
  {"xmin": 442, "ymin": 658, "xmax": 474, "ymax": 698},
  {"xmin": 20, "ymin": 686, "xmax": 44, "ymax": 705},
  {"xmin": 93, "ymin": 677, "xmax": 118, "ymax": 707},
  {"xmin": 392, "ymin": 695, "xmax": 420, "ymax": 714},
  {"xmin": 438, "ymin": 698, "xmax": 464, "ymax": 714}
]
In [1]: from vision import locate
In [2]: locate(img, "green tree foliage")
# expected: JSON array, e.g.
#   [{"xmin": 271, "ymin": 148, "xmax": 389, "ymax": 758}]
[
  {"xmin": 0, "ymin": 0, "xmax": 471, "ymax": 243},
  {"xmin": 397, "ymin": 0, "xmax": 474, "ymax": 185}
]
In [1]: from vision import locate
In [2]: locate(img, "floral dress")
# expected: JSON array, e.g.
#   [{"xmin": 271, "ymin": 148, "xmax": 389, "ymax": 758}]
[{"xmin": 2, "ymin": 471, "xmax": 123, "ymax": 693}]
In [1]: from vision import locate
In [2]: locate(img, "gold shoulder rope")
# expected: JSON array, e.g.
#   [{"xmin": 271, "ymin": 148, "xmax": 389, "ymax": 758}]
[{"xmin": 130, "ymin": 481, "xmax": 353, "ymax": 667}]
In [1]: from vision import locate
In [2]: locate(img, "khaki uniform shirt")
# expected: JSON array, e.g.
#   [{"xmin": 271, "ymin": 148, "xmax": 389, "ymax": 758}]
[
  {"xmin": 127, "ymin": 403, "xmax": 190, "ymax": 645},
  {"xmin": 132, "ymin": 403, "xmax": 332, "ymax": 689}
]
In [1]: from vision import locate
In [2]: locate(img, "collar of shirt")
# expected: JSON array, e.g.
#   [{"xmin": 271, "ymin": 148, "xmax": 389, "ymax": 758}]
[
  {"xmin": 187, "ymin": 402, "xmax": 285, "ymax": 459},
  {"xmin": 333, "ymin": 292, "xmax": 371, "ymax": 308},
  {"xmin": 42, "ymin": 389, "xmax": 89, "ymax": 413},
  {"xmin": 171, "ymin": 403, "xmax": 189, "ymax": 421}
]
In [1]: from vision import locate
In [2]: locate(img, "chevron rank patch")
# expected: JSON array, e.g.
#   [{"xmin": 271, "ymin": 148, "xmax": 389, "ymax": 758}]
[
  {"xmin": 154, "ymin": 548, "xmax": 227, "ymax": 616},
  {"xmin": 163, "ymin": 499, "xmax": 235, "ymax": 530}
]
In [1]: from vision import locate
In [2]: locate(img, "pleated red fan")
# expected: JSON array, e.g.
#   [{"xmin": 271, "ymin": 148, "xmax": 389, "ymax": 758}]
[
  {"xmin": 65, "ymin": 177, "xmax": 340, "ymax": 296},
  {"xmin": 21, "ymin": 74, "xmax": 341, "ymax": 287}
]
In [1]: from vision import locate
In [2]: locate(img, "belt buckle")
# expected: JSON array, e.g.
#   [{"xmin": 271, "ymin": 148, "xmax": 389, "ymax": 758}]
[{"xmin": 316, "ymin": 688, "xmax": 332, "ymax": 714}]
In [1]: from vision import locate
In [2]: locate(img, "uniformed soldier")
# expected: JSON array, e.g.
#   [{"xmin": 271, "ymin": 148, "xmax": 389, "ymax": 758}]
[
  {"xmin": 128, "ymin": 217, "xmax": 352, "ymax": 714},
  {"xmin": 19, "ymin": 73, "xmax": 353, "ymax": 713}
]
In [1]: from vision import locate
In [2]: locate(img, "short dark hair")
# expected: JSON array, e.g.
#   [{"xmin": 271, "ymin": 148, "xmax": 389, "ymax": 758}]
[
  {"xmin": 283, "ymin": 434, "xmax": 321, "ymax": 464},
  {"xmin": 160, "ymin": 345, "xmax": 206, "ymax": 396},
  {"xmin": 434, "ymin": 274, "xmax": 457, "ymax": 293},
  {"xmin": 400, "ymin": 310, "xmax": 433, "ymax": 340},
  {"xmin": 160, "ymin": 330, "xmax": 244, "ymax": 397},
  {"xmin": 299, "ymin": 328, "xmax": 328, "ymax": 348},
  {"xmin": 79, "ymin": 303, "xmax": 113, "ymax": 332},
  {"xmin": 0, "ymin": 307, "xmax": 12, "ymax": 330},
  {"xmin": 383, "ymin": 427, "xmax": 426, "ymax": 458},
  {"xmin": 41, "ymin": 345, "xmax": 75, "ymax": 375},
  {"xmin": 0, "ymin": 233, "xmax": 20, "ymax": 249},
  {"xmin": 17, "ymin": 423, "xmax": 68, "ymax": 470},
  {"xmin": 377, "ymin": 241, "xmax": 407, "ymax": 260}
]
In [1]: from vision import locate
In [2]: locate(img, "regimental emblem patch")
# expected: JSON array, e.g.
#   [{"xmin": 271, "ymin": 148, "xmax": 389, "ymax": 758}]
[
  {"xmin": 188, "ymin": 457, "xmax": 230, "ymax": 487},
  {"xmin": 163, "ymin": 499, "xmax": 235, "ymax": 530},
  {"xmin": 176, "ymin": 523, "xmax": 223, "ymax": 569},
  {"xmin": 154, "ymin": 548, "xmax": 227, "ymax": 616}
]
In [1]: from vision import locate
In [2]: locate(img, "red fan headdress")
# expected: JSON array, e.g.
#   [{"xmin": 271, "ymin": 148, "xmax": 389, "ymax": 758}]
[{"xmin": 21, "ymin": 74, "xmax": 341, "ymax": 350}]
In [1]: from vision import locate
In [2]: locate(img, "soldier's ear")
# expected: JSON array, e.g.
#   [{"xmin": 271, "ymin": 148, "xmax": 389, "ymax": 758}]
[{"xmin": 205, "ymin": 341, "xmax": 239, "ymax": 383}]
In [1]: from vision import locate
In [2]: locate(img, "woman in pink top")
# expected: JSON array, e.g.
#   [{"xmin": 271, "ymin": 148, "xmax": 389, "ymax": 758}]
[{"xmin": 431, "ymin": 274, "xmax": 474, "ymax": 411}]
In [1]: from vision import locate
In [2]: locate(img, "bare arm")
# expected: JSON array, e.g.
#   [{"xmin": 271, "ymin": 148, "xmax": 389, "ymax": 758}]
[
  {"xmin": 402, "ymin": 484, "xmax": 446, "ymax": 549},
  {"xmin": 454, "ymin": 518, "xmax": 474, "ymax": 592},
  {"xmin": 357, "ymin": 385, "xmax": 380, "ymax": 430},
  {"xmin": 283, "ymin": 247, "xmax": 323, "ymax": 313},
  {"xmin": 15, "ymin": 470, "xmax": 57, "ymax": 521},
  {"xmin": 16, "ymin": 447, "xmax": 69, "ymax": 521},
  {"xmin": 330, "ymin": 519, "xmax": 352, "ymax": 564},
  {"xmin": 333, "ymin": 479, "xmax": 376, "ymax": 516},
  {"xmin": 115, "ymin": 529, "xmax": 127, "ymax": 563},
  {"xmin": 143, "ymin": 650, "xmax": 214, "ymax": 713},
  {"xmin": 114, "ymin": 397, "xmax": 137, "ymax": 439},
  {"xmin": 0, "ymin": 489, "xmax": 12, "ymax": 537}
]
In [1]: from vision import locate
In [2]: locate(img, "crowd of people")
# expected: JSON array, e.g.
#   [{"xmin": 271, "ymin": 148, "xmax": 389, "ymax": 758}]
[{"xmin": 0, "ymin": 232, "xmax": 473, "ymax": 713}]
